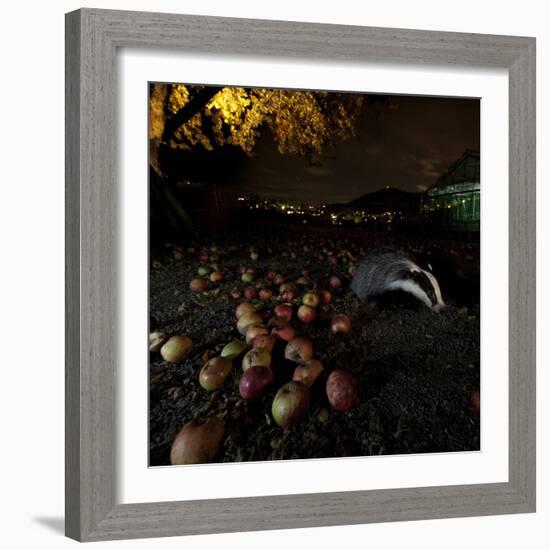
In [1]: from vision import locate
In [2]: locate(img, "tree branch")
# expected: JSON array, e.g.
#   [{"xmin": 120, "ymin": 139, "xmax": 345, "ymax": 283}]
[{"xmin": 162, "ymin": 86, "xmax": 223, "ymax": 143}]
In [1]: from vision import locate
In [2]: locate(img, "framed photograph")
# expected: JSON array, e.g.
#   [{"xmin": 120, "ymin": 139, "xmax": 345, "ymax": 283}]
[{"xmin": 65, "ymin": 8, "xmax": 536, "ymax": 542}]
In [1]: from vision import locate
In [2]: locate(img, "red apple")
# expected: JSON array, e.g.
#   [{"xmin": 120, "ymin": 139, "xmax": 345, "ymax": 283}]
[
  {"xmin": 284, "ymin": 337, "xmax": 314, "ymax": 364},
  {"xmin": 209, "ymin": 271, "xmax": 224, "ymax": 283},
  {"xmin": 302, "ymin": 292, "xmax": 320, "ymax": 307},
  {"xmin": 235, "ymin": 302, "xmax": 255, "ymax": 319},
  {"xmin": 293, "ymin": 359, "xmax": 324, "ymax": 387},
  {"xmin": 297, "ymin": 304, "xmax": 317, "ymax": 324},
  {"xmin": 239, "ymin": 366, "xmax": 274, "ymax": 400},
  {"xmin": 331, "ymin": 313, "xmax": 352, "ymax": 334},
  {"xmin": 319, "ymin": 290, "xmax": 332, "ymax": 304},
  {"xmin": 244, "ymin": 287, "xmax": 258, "ymax": 300},
  {"xmin": 271, "ymin": 381, "xmax": 311, "ymax": 428},
  {"xmin": 274, "ymin": 303, "xmax": 293, "ymax": 322},
  {"xmin": 273, "ymin": 274, "xmax": 285, "ymax": 285},
  {"xmin": 326, "ymin": 369, "xmax": 358, "ymax": 412},
  {"xmin": 199, "ymin": 356, "xmax": 233, "ymax": 390},
  {"xmin": 160, "ymin": 336, "xmax": 193, "ymax": 363},
  {"xmin": 170, "ymin": 416, "xmax": 224, "ymax": 465},
  {"xmin": 329, "ymin": 275, "xmax": 342, "ymax": 289},
  {"xmin": 259, "ymin": 289, "xmax": 273, "ymax": 301},
  {"xmin": 260, "ymin": 309, "xmax": 273, "ymax": 323},
  {"xmin": 189, "ymin": 278, "xmax": 208, "ymax": 293},
  {"xmin": 296, "ymin": 276, "xmax": 309, "ymax": 286}
]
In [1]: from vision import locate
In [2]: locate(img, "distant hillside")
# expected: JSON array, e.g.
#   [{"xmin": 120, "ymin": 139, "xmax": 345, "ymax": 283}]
[{"xmin": 343, "ymin": 187, "xmax": 421, "ymax": 213}]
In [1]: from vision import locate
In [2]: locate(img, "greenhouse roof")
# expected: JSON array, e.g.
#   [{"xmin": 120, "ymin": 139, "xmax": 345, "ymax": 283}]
[{"xmin": 426, "ymin": 150, "xmax": 480, "ymax": 197}]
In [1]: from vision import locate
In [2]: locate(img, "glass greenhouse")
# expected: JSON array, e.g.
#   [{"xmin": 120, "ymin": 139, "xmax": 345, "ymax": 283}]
[{"xmin": 421, "ymin": 150, "xmax": 480, "ymax": 231}]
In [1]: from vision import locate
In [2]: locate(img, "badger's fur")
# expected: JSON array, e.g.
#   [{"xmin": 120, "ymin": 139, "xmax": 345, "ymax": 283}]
[{"xmin": 350, "ymin": 248, "xmax": 445, "ymax": 310}]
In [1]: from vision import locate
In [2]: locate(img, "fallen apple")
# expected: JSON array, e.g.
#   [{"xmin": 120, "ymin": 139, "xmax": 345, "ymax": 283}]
[
  {"xmin": 284, "ymin": 337, "xmax": 314, "ymax": 364},
  {"xmin": 245, "ymin": 324, "xmax": 269, "ymax": 345},
  {"xmin": 149, "ymin": 331, "xmax": 168, "ymax": 353},
  {"xmin": 302, "ymin": 292, "xmax": 320, "ymax": 307},
  {"xmin": 250, "ymin": 334, "xmax": 276, "ymax": 352},
  {"xmin": 221, "ymin": 340, "xmax": 248, "ymax": 360},
  {"xmin": 170, "ymin": 416, "xmax": 224, "ymax": 465},
  {"xmin": 241, "ymin": 272, "xmax": 255, "ymax": 284},
  {"xmin": 271, "ymin": 381, "xmax": 311, "ymax": 428},
  {"xmin": 197, "ymin": 265, "xmax": 211, "ymax": 276},
  {"xmin": 297, "ymin": 304, "xmax": 317, "ymax": 324},
  {"xmin": 271, "ymin": 323, "xmax": 296, "ymax": 342},
  {"xmin": 319, "ymin": 290, "xmax": 332, "ymax": 304},
  {"xmin": 274, "ymin": 303, "xmax": 293, "ymax": 322},
  {"xmin": 209, "ymin": 271, "xmax": 224, "ymax": 283},
  {"xmin": 329, "ymin": 275, "xmax": 342, "ymax": 289},
  {"xmin": 244, "ymin": 287, "xmax": 258, "ymax": 300},
  {"xmin": 293, "ymin": 359, "xmax": 324, "ymax": 387},
  {"xmin": 281, "ymin": 289, "xmax": 296, "ymax": 302},
  {"xmin": 331, "ymin": 313, "xmax": 352, "ymax": 334},
  {"xmin": 199, "ymin": 356, "xmax": 233, "ymax": 390},
  {"xmin": 160, "ymin": 335, "xmax": 193, "ymax": 363},
  {"xmin": 279, "ymin": 283, "xmax": 295, "ymax": 296},
  {"xmin": 189, "ymin": 278, "xmax": 208, "ymax": 293},
  {"xmin": 237, "ymin": 312, "xmax": 263, "ymax": 335},
  {"xmin": 235, "ymin": 302, "xmax": 255, "ymax": 319},
  {"xmin": 326, "ymin": 369, "xmax": 358, "ymax": 412},
  {"xmin": 239, "ymin": 366, "xmax": 274, "ymax": 400},
  {"xmin": 230, "ymin": 288, "xmax": 242, "ymax": 299},
  {"xmin": 242, "ymin": 347, "xmax": 272, "ymax": 371},
  {"xmin": 267, "ymin": 316, "xmax": 287, "ymax": 328},
  {"xmin": 259, "ymin": 288, "xmax": 273, "ymax": 301}
]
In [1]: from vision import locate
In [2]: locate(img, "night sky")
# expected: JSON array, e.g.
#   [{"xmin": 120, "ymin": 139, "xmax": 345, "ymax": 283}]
[{"xmin": 226, "ymin": 93, "xmax": 479, "ymax": 204}]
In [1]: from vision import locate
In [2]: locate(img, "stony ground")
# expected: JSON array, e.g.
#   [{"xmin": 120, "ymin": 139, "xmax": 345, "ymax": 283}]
[{"xmin": 149, "ymin": 224, "xmax": 480, "ymax": 466}]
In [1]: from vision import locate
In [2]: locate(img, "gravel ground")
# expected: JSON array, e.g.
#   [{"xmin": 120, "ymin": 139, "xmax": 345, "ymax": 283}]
[{"xmin": 149, "ymin": 224, "xmax": 480, "ymax": 466}]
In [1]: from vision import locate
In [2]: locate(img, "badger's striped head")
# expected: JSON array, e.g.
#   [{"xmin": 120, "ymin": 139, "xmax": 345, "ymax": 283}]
[{"xmin": 387, "ymin": 261, "xmax": 446, "ymax": 311}]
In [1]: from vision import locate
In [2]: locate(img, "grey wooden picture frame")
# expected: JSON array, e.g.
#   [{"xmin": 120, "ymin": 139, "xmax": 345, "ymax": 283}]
[{"xmin": 65, "ymin": 8, "xmax": 536, "ymax": 542}]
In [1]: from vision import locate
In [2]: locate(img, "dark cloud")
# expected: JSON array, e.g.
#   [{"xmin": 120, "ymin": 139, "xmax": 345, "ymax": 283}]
[{"xmin": 226, "ymin": 94, "xmax": 479, "ymax": 204}]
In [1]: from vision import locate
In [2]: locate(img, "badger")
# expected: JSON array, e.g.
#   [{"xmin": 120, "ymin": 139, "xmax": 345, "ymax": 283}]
[{"xmin": 350, "ymin": 248, "xmax": 446, "ymax": 311}]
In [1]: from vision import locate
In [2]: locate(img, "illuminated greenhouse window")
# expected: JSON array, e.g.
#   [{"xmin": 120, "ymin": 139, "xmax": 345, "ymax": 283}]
[{"xmin": 421, "ymin": 150, "xmax": 480, "ymax": 231}]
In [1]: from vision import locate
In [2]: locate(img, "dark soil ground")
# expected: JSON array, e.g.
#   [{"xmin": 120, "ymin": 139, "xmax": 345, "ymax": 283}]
[{"xmin": 149, "ymin": 223, "xmax": 480, "ymax": 466}]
